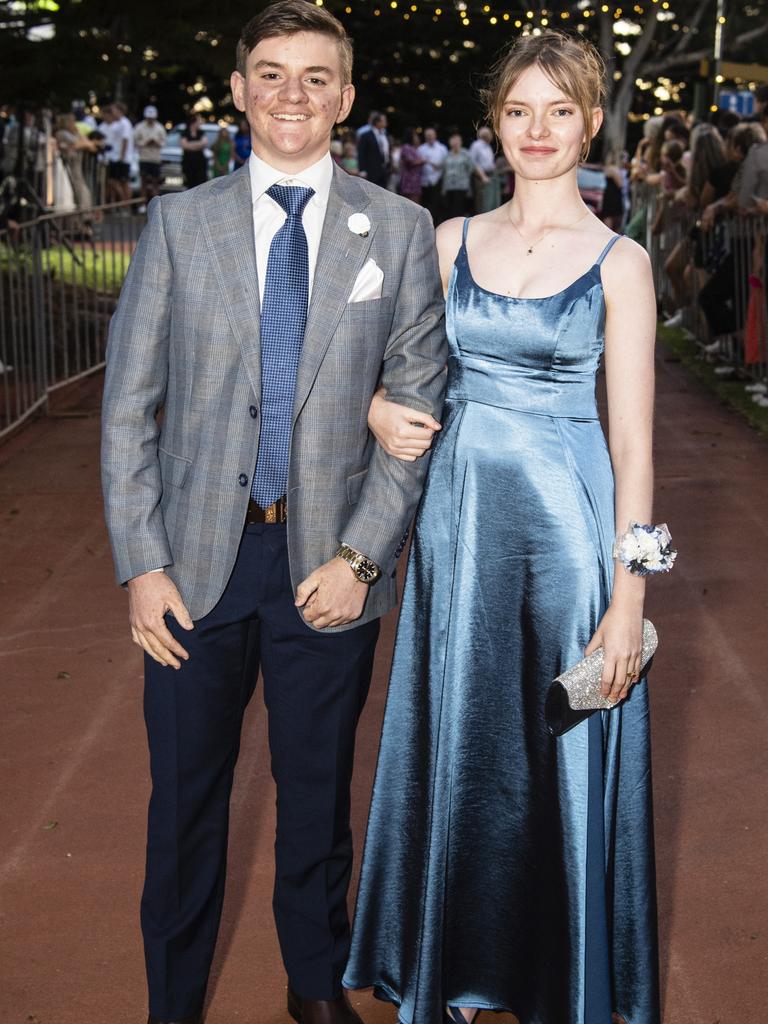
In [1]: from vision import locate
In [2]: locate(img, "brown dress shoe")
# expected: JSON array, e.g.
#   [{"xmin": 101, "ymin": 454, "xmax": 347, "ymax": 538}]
[
  {"xmin": 147, "ymin": 1014, "xmax": 201, "ymax": 1024},
  {"xmin": 287, "ymin": 985, "xmax": 364, "ymax": 1024}
]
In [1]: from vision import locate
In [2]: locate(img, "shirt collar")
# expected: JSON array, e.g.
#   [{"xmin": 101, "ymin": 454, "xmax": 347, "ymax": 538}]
[{"xmin": 248, "ymin": 151, "xmax": 334, "ymax": 206}]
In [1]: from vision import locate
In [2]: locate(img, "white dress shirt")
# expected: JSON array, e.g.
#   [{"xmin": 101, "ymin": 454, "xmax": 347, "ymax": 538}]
[
  {"xmin": 248, "ymin": 151, "xmax": 334, "ymax": 304},
  {"xmin": 469, "ymin": 138, "xmax": 496, "ymax": 175},
  {"xmin": 373, "ymin": 127, "xmax": 390, "ymax": 164},
  {"xmin": 117, "ymin": 115, "xmax": 136, "ymax": 163},
  {"xmin": 417, "ymin": 140, "xmax": 448, "ymax": 187}
]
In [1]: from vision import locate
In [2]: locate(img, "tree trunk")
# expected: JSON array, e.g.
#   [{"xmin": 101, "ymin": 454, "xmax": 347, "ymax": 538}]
[{"xmin": 598, "ymin": 9, "xmax": 661, "ymax": 157}]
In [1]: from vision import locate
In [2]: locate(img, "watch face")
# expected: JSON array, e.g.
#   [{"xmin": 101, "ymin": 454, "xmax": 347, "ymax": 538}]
[{"xmin": 357, "ymin": 561, "xmax": 378, "ymax": 583}]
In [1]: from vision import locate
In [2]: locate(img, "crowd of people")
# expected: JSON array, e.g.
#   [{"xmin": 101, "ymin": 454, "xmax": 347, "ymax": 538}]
[
  {"xmin": 0, "ymin": 100, "xmax": 152, "ymax": 233},
  {"xmin": 0, "ymin": 99, "xmax": 517, "ymax": 231},
  {"xmin": 624, "ymin": 86, "xmax": 768, "ymax": 402},
  {"xmin": 4, "ymin": 87, "xmax": 767, "ymax": 235},
  {"xmin": 2, "ymin": 88, "xmax": 768, "ymax": 341},
  {"xmin": 330, "ymin": 116, "xmax": 507, "ymax": 223}
]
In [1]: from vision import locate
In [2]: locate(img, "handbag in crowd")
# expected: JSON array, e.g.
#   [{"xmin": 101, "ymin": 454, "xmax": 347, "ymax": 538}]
[{"xmin": 545, "ymin": 620, "xmax": 658, "ymax": 737}]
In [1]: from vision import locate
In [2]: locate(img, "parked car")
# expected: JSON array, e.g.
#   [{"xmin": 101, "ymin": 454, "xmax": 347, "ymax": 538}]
[
  {"xmin": 160, "ymin": 122, "xmax": 238, "ymax": 192},
  {"xmin": 577, "ymin": 164, "xmax": 606, "ymax": 216}
]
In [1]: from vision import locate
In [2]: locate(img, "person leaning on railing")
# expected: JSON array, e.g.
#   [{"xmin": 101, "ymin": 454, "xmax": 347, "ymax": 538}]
[
  {"xmin": 661, "ymin": 124, "xmax": 728, "ymax": 327},
  {"xmin": 700, "ymin": 123, "xmax": 767, "ymax": 231},
  {"xmin": 696, "ymin": 122, "xmax": 768, "ymax": 344},
  {"xmin": 737, "ymin": 119, "xmax": 768, "ymax": 381},
  {"xmin": 55, "ymin": 113, "xmax": 100, "ymax": 225},
  {"xmin": 626, "ymin": 116, "xmax": 664, "ymax": 241}
]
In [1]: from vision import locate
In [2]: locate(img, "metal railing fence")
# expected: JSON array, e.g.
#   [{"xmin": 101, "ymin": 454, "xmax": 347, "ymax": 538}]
[
  {"xmin": 636, "ymin": 183, "xmax": 768, "ymax": 386},
  {"xmin": 0, "ymin": 202, "xmax": 143, "ymax": 440}
]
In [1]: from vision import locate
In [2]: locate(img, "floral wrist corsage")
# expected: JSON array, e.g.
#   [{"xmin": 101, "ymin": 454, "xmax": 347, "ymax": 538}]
[{"xmin": 612, "ymin": 522, "xmax": 677, "ymax": 577}]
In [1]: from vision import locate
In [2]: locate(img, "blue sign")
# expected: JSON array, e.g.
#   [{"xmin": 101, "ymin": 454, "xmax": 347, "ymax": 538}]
[{"xmin": 719, "ymin": 91, "xmax": 756, "ymax": 116}]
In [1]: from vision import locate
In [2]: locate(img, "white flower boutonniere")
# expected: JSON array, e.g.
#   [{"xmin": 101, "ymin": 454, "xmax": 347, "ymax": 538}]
[{"xmin": 348, "ymin": 213, "xmax": 371, "ymax": 237}]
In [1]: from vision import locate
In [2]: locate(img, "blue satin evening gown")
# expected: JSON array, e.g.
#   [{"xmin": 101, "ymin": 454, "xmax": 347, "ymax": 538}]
[{"xmin": 344, "ymin": 221, "xmax": 660, "ymax": 1024}]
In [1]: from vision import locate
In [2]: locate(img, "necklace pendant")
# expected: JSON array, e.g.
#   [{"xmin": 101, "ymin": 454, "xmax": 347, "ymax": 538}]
[{"xmin": 527, "ymin": 246, "xmax": 533, "ymax": 255}]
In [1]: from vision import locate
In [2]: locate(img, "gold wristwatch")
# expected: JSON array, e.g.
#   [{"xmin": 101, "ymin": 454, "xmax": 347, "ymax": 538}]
[{"xmin": 336, "ymin": 544, "xmax": 382, "ymax": 585}]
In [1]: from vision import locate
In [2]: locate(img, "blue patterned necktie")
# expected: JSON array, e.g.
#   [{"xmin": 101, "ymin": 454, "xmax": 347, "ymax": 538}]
[{"xmin": 251, "ymin": 183, "xmax": 315, "ymax": 508}]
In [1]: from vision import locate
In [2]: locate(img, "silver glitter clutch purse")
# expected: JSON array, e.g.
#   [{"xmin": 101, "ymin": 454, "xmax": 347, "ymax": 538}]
[{"xmin": 545, "ymin": 619, "xmax": 658, "ymax": 737}]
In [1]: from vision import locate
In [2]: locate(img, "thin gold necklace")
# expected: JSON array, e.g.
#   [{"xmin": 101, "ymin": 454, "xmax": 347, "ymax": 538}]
[{"xmin": 508, "ymin": 208, "xmax": 590, "ymax": 255}]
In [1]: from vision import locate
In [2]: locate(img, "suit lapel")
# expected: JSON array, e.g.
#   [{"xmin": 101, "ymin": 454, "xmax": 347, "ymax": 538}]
[
  {"xmin": 293, "ymin": 165, "xmax": 377, "ymax": 423},
  {"xmin": 201, "ymin": 167, "xmax": 262, "ymax": 403}
]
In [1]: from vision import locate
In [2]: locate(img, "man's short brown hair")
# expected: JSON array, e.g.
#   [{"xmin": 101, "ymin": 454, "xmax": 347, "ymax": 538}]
[{"xmin": 236, "ymin": 0, "xmax": 353, "ymax": 86}]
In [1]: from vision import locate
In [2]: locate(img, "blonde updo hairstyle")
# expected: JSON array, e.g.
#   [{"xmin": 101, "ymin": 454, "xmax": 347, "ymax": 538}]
[{"xmin": 483, "ymin": 31, "xmax": 606, "ymax": 163}]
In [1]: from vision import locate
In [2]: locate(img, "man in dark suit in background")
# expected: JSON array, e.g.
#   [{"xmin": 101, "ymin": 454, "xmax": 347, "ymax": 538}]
[{"xmin": 356, "ymin": 111, "xmax": 389, "ymax": 188}]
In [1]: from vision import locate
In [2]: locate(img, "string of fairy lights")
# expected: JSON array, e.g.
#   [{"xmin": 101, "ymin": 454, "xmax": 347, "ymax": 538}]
[
  {"xmin": 312, "ymin": 0, "xmax": 699, "ymax": 38},
  {"xmin": 304, "ymin": 0, "xmax": 709, "ymax": 122}
]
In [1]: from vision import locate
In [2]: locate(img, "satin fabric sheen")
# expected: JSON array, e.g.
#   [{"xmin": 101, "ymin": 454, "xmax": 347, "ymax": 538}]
[{"xmin": 344, "ymin": 224, "xmax": 660, "ymax": 1024}]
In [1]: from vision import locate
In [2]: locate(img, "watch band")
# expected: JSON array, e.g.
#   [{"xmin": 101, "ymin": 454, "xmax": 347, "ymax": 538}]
[{"xmin": 336, "ymin": 544, "xmax": 382, "ymax": 585}]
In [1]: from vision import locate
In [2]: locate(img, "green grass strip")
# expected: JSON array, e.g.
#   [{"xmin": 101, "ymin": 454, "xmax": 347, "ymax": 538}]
[
  {"xmin": 657, "ymin": 323, "xmax": 768, "ymax": 439},
  {"xmin": 0, "ymin": 243, "xmax": 131, "ymax": 293}
]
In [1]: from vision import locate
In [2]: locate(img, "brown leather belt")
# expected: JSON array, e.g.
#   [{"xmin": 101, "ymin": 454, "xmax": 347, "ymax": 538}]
[{"xmin": 246, "ymin": 495, "xmax": 287, "ymax": 524}]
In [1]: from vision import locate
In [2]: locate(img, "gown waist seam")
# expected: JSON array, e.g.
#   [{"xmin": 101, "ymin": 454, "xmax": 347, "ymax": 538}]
[{"xmin": 445, "ymin": 395, "xmax": 600, "ymax": 422}]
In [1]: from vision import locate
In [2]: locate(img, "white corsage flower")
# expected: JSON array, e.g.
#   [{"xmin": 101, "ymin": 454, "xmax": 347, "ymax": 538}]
[
  {"xmin": 613, "ymin": 522, "xmax": 677, "ymax": 577},
  {"xmin": 348, "ymin": 213, "xmax": 371, "ymax": 237}
]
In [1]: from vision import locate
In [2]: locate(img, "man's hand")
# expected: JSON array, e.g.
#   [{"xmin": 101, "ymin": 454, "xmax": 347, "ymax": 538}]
[
  {"xmin": 127, "ymin": 571, "xmax": 194, "ymax": 669},
  {"xmin": 295, "ymin": 558, "xmax": 369, "ymax": 629}
]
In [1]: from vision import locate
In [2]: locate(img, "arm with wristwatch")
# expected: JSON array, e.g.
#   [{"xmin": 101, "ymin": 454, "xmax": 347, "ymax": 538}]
[{"xmin": 139, "ymin": 544, "xmax": 381, "ymax": 583}]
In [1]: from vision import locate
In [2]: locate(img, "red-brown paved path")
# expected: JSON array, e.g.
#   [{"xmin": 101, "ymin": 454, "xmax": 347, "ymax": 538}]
[{"xmin": 1, "ymin": 353, "xmax": 767, "ymax": 1024}]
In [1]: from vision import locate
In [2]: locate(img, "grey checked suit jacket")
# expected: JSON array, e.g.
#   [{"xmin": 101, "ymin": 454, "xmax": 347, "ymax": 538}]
[{"xmin": 101, "ymin": 163, "xmax": 447, "ymax": 629}]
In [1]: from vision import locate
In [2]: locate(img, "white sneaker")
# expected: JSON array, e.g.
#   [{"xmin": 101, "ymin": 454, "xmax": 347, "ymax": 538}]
[
  {"xmin": 744, "ymin": 381, "xmax": 767, "ymax": 393},
  {"xmin": 663, "ymin": 310, "xmax": 684, "ymax": 328},
  {"xmin": 754, "ymin": 396, "xmax": 768, "ymax": 408},
  {"xmin": 0, "ymin": 360, "xmax": 13, "ymax": 374},
  {"xmin": 714, "ymin": 365, "xmax": 735, "ymax": 377},
  {"xmin": 702, "ymin": 340, "xmax": 722, "ymax": 354}
]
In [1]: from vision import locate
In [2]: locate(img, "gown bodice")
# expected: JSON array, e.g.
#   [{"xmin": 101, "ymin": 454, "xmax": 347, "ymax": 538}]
[{"xmin": 445, "ymin": 222, "xmax": 620, "ymax": 422}]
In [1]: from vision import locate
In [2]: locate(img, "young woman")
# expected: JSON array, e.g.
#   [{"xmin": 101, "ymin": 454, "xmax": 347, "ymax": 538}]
[
  {"xmin": 399, "ymin": 129, "xmax": 425, "ymax": 204},
  {"xmin": 345, "ymin": 32, "xmax": 663, "ymax": 1024},
  {"xmin": 180, "ymin": 114, "xmax": 208, "ymax": 189},
  {"xmin": 211, "ymin": 126, "xmax": 233, "ymax": 177},
  {"xmin": 54, "ymin": 112, "xmax": 98, "ymax": 223},
  {"xmin": 662, "ymin": 125, "xmax": 728, "ymax": 326}
]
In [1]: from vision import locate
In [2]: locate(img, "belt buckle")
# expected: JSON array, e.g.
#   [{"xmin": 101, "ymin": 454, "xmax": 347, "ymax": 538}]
[{"xmin": 265, "ymin": 495, "xmax": 287, "ymax": 524}]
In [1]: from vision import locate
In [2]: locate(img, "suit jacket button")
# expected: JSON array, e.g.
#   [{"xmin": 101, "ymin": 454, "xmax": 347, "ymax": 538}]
[
  {"xmin": 249, "ymin": 405, "xmax": 258, "ymax": 419},
  {"xmin": 238, "ymin": 473, "xmax": 248, "ymax": 486}
]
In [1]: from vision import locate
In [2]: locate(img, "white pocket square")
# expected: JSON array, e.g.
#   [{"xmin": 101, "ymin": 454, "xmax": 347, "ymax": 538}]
[{"xmin": 348, "ymin": 258, "xmax": 384, "ymax": 303}]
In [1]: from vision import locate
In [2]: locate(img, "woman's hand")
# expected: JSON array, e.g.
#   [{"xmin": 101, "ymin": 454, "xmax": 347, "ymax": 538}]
[
  {"xmin": 368, "ymin": 389, "xmax": 441, "ymax": 461},
  {"xmin": 584, "ymin": 603, "xmax": 644, "ymax": 705},
  {"xmin": 700, "ymin": 203, "xmax": 717, "ymax": 231}
]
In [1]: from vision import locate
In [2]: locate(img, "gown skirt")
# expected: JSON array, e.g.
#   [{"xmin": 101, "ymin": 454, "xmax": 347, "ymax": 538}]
[{"xmin": 344, "ymin": 225, "xmax": 660, "ymax": 1024}]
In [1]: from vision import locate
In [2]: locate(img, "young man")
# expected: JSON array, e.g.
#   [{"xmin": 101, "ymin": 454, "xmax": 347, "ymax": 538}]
[
  {"xmin": 356, "ymin": 111, "xmax": 389, "ymax": 187},
  {"xmin": 101, "ymin": 3, "xmax": 446, "ymax": 1023},
  {"xmin": 133, "ymin": 104, "xmax": 167, "ymax": 210},
  {"xmin": 103, "ymin": 104, "xmax": 133, "ymax": 205}
]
